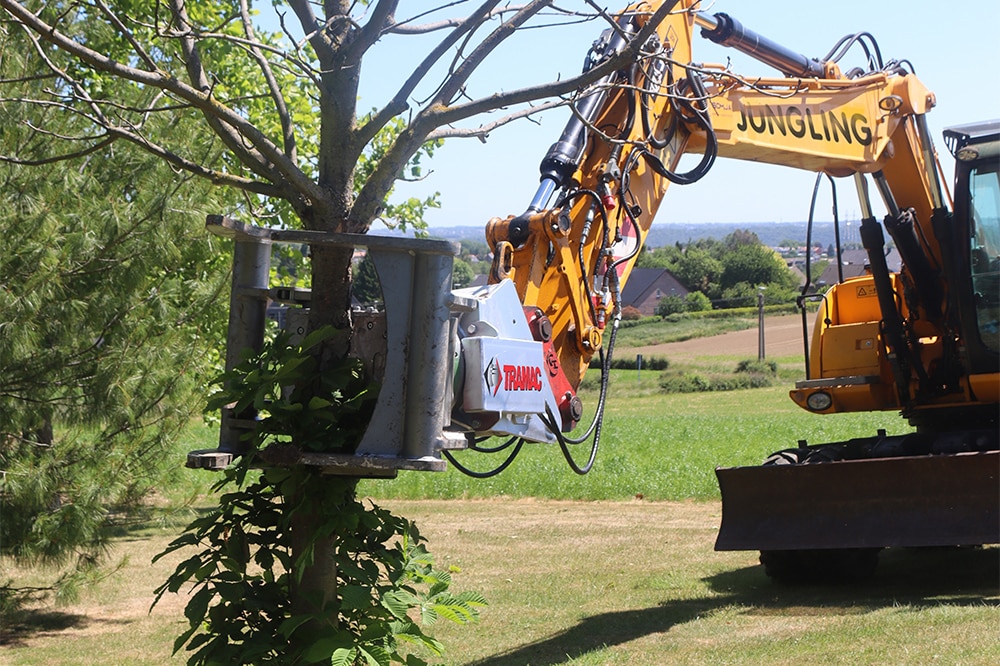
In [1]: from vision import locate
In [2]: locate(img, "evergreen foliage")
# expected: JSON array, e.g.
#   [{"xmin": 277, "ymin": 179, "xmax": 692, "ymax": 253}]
[
  {"xmin": 0, "ymin": 146, "xmax": 234, "ymax": 596},
  {"xmin": 352, "ymin": 254, "xmax": 383, "ymax": 307}
]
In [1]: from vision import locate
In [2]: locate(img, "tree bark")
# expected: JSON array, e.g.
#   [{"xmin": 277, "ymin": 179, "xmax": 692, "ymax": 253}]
[{"xmin": 289, "ymin": 477, "xmax": 358, "ymax": 662}]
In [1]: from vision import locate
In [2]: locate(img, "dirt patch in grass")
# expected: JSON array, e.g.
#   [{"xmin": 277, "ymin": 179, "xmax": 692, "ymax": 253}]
[{"xmin": 628, "ymin": 314, "xmax": 811, "ymax": 362}]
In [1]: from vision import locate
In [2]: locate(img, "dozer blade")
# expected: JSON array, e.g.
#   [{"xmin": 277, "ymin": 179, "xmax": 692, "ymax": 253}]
[{"xmin": 715, "ymin": 450, "xmax": 1000, "ymax": 551}]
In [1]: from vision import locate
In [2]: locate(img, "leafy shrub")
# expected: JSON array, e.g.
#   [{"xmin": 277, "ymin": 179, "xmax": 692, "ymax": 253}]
[
  {"xmin": 735, "ymin": 359, "xmax": 778, "ymax": 375},
  {"xmin": 621, "ymin": 305, "xmax": 642, "ymax": 321},
  {"xmin": 655, "ymin": 294, "xmax": 687, "ymax": 317},
  {"xmin": 684, "ymin": 291, "xmax": 712, "ymax": 312},
  {"xmin": 658, "ymin": 372, "xmax": 710, "ymax": 393},
  {"xmin": 658, "ymin": 364, "xmax": 777, "ymax": 393},
  {"xmin": 718, "ymin": 283, "xmax": 758, "ymax": 309},
  {"xmin": 588, "ymin": 356, "xmax": 669, "ymax": 371}
]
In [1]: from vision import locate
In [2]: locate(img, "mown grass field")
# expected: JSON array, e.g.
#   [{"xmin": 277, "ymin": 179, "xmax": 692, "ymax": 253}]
[
  {"xmin": 359, "ymin": 380, "xmax": 901, "ymax": 502},
  {"xmin": 3, "ymin": 494, "xmax": 996, "ymax": 665},
  {"xmin": 2, "ymin": 316, "xmax": 997, "ymax": 665}
]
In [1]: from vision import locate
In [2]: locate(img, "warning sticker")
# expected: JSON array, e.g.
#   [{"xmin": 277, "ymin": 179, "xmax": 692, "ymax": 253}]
[{"xmin": 856, "ymin": 285, "xmax": 877, "ymax": 298}]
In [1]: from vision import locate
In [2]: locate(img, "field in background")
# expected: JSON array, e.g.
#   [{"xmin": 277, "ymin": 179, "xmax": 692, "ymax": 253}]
[
  {"xmin": 361, "ymin": 383, "xmax": 899, "ymax": 501},
  {"xmin": 363, "ymin": 314, "xmax": 872, "ymax": 501}
]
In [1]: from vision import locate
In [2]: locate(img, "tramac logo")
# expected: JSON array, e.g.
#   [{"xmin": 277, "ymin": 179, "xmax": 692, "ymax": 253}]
[{"xmin": 484, "ymin": 357, "xmax": 543, "ymax": 396}]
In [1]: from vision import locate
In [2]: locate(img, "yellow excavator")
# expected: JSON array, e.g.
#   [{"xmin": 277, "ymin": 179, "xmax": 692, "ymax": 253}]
[
  {"xmin": 201, "ymin": 0, "xmax": 998, "ymax": 581},
  {"xmin": 450, "ymin": 0, "xmax": 999, "ymax": 580}
]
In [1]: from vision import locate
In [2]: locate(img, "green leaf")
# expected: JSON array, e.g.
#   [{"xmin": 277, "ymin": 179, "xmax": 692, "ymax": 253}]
[
  {"xmin": 340, "ymin": 584, "xmax": 374, "ymax": 610},
  {"xmin": 303, "ymin": 637, "xmax": 342, "ymax": 663},
  {"xmin": 297, "ymin": 325, "xmax": 337, "ymax": 352},
  {"xmin": 276, "ymin": 614, "xmax": 312, "ymax": 639},
  {"xmin": 307, "ymin": 395, "xmax": 333, "ymax": 410},
  {"xmin": 359, "ymin": 645, "xmax": 391, "ymax": 666},
  {"xmin": 184, "ymin": 585, "xmax": 212, "ymax": 626},
  {"xmin": 454, "ymin": 590, "xmax": 489, "ymax": 606},
  {"xmin": 171, "ymin": 625, "xmax": 199, "ymax": 655},
  {"xmin": 330, "ymin": 647, "xmax": 358, "ymax": 666},
  {"xmin": 382, "ymin": 589, "xmax": 420, "ymax": 620}
]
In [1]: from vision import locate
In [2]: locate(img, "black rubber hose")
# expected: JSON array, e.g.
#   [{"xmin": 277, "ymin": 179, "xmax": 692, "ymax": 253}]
[{"xmin": 443, "ymin": 439, "xmax": 525, "ymax": 478}]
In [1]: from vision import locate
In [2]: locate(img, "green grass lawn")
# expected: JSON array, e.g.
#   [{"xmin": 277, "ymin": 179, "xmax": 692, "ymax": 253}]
[
  {"xmin": 3, "ymin": 317, "xmax": 996, "ymax": 666},
  {"xmin": 360, "ymin": 379, "xmax": 905, "ymax": 502},
  {"xmin": 611, "ymin": 313, "xmax": 757, "ymax": 347},
  {"xmin": 4, "ymin": 498, "xmax": 995, "ymax": 666}
]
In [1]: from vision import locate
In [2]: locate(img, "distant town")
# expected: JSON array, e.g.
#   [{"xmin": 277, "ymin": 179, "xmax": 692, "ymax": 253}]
[{"xmin": 417, "ymin": 220, "xmax": 863, "ymax": 251}]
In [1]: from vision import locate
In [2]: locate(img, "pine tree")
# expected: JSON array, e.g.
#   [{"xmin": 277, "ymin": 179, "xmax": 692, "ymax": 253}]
[{"xmin": 0, "ymin": 132, "xmax": 235, "ymax": 602}]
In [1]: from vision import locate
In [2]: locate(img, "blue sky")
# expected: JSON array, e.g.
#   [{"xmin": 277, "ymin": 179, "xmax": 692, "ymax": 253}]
[{"xmin": 263, "ymin": 1, "xmax": 1000, "ymax": 229}]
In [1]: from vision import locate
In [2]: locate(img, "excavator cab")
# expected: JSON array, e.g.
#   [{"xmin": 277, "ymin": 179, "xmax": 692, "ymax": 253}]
[{"xmin": 951, "ymin": 122, "xmax": 1000, "ymax": 360}]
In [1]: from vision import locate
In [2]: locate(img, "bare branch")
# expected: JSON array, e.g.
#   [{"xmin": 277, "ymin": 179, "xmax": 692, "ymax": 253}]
[
  {"xmin": 425, "ymin": 98, "xmax": 566, "ymax": 141},
  {"xmin": 156, "ymin": 25, "xmax": 323, "ymax": 89},
  {"xmin": 15, "ymin": 18, "xmax": 114, "ymax": 130},
  {"xmin": 0, "ymin": 0, "xmax": 325, "ymax": 207},
  {"xmin": 0, "ymin": 72, "xmax": 54, "ymax": 85},
  {"xmin": 433, "ymin": 0, "xmax": 553, "ymax": 107},
  {"xmin": 424, "ymin": 1, "xmax": 681, "ymax": 128},
  {"xmin": 0, "ymin": 135, "xmax": 117, "ymax": 166},
  {"xmin": 167, "ymin": 0, "xmax": 280, "ymax": 184},
  {"xmin": 345, "ymin": 0, "xmax": 398, "ymax": 62},
  {"xmin": 386, "ymin": 3, "xmax": 529, "ymax": 35},
  {"xmin": 286, "ymin": 0, "xmax": 337, "ymax": 66},
  {"xmin": 355, "ymin": 1, "xmax": 502, "ymax": 151},
  {"xmin": 350, "ymin": 0, "xmax": 558, "ymax": 227},
  {"xmin": 238, "ymin": 0, "xmax": 296, "ymax": 162},
  {"xmin": 108, "ymin": 120, "xmax": 287, "ymax": 198},
  {"xmin": 352, "ymin": 0, "xmax": 681, "ymax": 228},
  {"xmin": 91, "ymin": 0, "xmax": 159, "ymax": 71}
]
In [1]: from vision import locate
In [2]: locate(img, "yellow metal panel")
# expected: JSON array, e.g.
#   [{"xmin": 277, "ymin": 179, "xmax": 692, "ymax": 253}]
[
  {"xmin": 833, "ymin": 276, "xmax": 882, "ymax": 325},
  {"xmin": 969, "ymin": 373, "xmax": 1000, "ymax": 403},
  {"xmin": 819, "ymin": 321, "xmax": 882, "ymax": 377}
]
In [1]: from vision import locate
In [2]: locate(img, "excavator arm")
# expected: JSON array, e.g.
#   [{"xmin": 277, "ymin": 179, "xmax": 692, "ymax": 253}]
[
  {"xmin": 449, "ymin": 1, "xmax": 998, "ymax": 573},
  {"xmin": 456, "ymin": 0, "xmax": 991, "ymax": 449}
]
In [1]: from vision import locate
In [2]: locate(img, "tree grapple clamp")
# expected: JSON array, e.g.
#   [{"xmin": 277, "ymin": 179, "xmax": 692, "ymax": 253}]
[{"xmin": 186, "ymin": 216, "xmax": 467, "ymax": 476}]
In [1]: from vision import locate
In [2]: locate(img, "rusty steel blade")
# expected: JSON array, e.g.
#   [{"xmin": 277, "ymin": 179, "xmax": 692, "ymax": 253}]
[{"xmin": 715, "ymin": 451, "xmax": 1000, "ymax": 551}]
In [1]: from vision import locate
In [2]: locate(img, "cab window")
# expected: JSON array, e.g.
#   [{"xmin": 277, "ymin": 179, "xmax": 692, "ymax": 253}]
[{"xmin": 969, "ymin": 160, "xmax": 1000, "ymax": 352}]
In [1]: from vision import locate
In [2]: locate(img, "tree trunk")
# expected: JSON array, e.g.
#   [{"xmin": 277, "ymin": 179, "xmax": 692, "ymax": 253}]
[
  {"xmin": 307, "ymin": 239, "xmax": 355, "ymax": 360},
  {"xmin": 288, "ymin": 225, "xmax": 360, "ymax": 656},
  {"xmin": 289, "ymin": 478, "xmax": 358, "ymax": 660}
]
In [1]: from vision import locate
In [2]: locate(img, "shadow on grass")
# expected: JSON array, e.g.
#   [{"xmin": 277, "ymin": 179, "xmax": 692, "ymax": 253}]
[
  {"xmin": 469, "ymin": 546, "xmax": 999, "ymax": 666},
  {"xmin": 0, "ymin": 608, "xmax": 89, "ymax": 647},
  {"xmin": 107, "ymin": 504, "xmax": 218, "ymax": 541},
  {"xmin": 1, "ymin": 609, "xmax": 137, "ymax": 648},
  {"xmin": 0, "ymin": 505, "xmax": 217, "ymax": 648}
]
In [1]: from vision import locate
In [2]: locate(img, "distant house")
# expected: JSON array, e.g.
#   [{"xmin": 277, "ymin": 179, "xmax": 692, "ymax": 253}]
[
  {"xmin": 465, "ymin": 267, "xmax": 686, "ymax": 316},
  {"xmin": 785, "ymin": 263, "xmax": 808, "ymax": 289},
  {"xmin": 818, "ymin": 248, "xmax": 902, "ymax": 285},
  {"xmin": 619, "ymin": 267, "xmax": 688, "ymax": 315}
]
